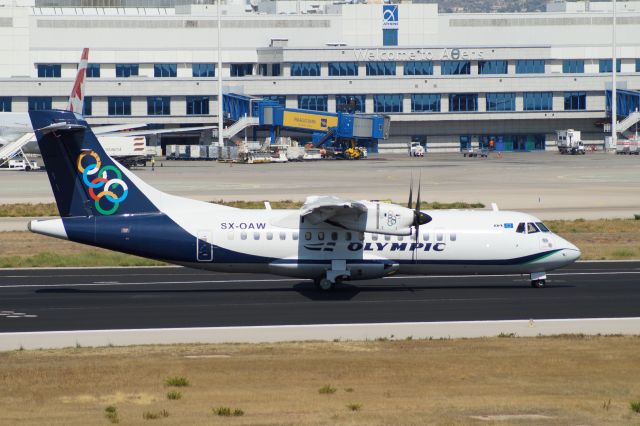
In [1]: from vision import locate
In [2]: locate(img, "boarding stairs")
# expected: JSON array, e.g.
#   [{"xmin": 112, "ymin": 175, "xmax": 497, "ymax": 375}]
[
  {"xmin": 221, "ymin": 116, "xmax": 259, "ymax": 139},
  {"xmin": 0, "ymin": 132, "xmax": 34, "ymax": 167},
  {"xmin": 617, "ymin": 110, "xmax": 640, "ymax": 135}
]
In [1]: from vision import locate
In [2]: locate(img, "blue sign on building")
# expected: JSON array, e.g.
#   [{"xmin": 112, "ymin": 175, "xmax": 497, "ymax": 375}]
[{"xmin": 382, "ymin": 5, "xmax": 398, "ymax": 29}]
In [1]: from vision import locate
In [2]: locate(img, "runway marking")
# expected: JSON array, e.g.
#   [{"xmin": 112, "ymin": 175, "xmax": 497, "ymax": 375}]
[
  {"xmin": 0, "ymin": 271, "xmax": 638, "ymax": 289},
  {"xmin": 0, "ymin": 311, "xmax": 38, "ymax": 319}
]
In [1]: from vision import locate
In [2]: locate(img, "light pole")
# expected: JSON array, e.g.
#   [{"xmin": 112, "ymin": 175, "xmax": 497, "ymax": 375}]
[
  {"xmin": 611, "ymin": 0, "xmax": 617, "ymax": 150},
  {"xmin": 217, "ymin": 0, "xmax": 224, "ymax": 148}
]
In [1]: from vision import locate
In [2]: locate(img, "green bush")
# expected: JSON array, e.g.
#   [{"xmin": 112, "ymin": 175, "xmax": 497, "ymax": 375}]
[
  {"xmin": 165, "ymin": 376, "xmax": 189, "ymax": 387},
  {"xmin": 318, "ymin": 385, "xmax": 337, "ymax": 394}
]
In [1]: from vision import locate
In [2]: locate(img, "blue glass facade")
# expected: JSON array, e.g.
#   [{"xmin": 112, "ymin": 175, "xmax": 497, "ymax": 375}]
[
  {"xmin": 37, "ymin": 64, "xmax": 61, "ymax": 78},
  {"xmin": 336, "ymin": 95, "xmax": 365, "ymax": 113},
  {"xmin": 263, "ymin": 95, "xmax": 286, "ymax": 106},
  {"xmin": 441, "ymin": 61, "xmax": 470, "ymax": 75},
  {"xmin": 599, "ymin": 59, "xmax": 621, "ymax": 73},
  {"xmin": 449, "ymin": 93, "xmax": 477, "ymax": 112},
  {"xmin": 328, "ymin": 62, "xmax": 358, "ymax": 76},
  {"xmin": 637, "ymin": 59, "xmax": 640, "ymax": 72},
  {"xmin": 154, "ymin": 63, "xmax": 177, "ymax": 77},
  {"xmin": 86, "ymin": 64, "xmax": 100, "ymax": 78},
  {"xmin": 230, "ymin": 64, "xmax": 253, "ymax": 77},
  {"xmin": 564, "ymin": 91, "xmax": 586, "ymax": 110},
  {"xmin": 515, "ymin": 60, "xmax": 545, "ymax": 74},
  {"xmin": 28, "ymin": 97, "xmax": 52, "ymax": 111},
  {"xmin": 366, "ymin": 62, "xmax": 396, "ymax": 76},
  {"xmin": 0, "ymin": 97, "xmax": 10, "ymax": 112},
  {"xmin": 523, "ymin": 92, "xmax": 553, "ymax": 111},
  {"xmin": 480, "ymin": 134, "xmax": 545, "ymax": 151},
  {"xmin": 108, "ymin": 97, "xmax": 131, "ymax": 115},
  {"xmin": 116, "ymin": 64, "xmax": 139, "ymax": 77},
  {"xmin": 83, "ymin": 96, "xmax": 92, "ymax": 116},
  {"xmin": 272, "ymin": 64, "xmax": 281, "ymax": 76},
  {"xmin": 404, "ymin": 61, "xmax": 433, "ymax": 76},
  {"xmin": 186, "ymin": 96, "xmax": 210, "ymax": 115},
  {"xmin": 486, "ymin": 92, "xmax": 515, "ymax": 111},
  {"xmin": 562, "ymin": 60, "xmax": 584, "ymax": 73},
  {"xmin": 373, "ymin": 94, "xmax": 403, "ymax": 113},
  {"xmin": 411, "ymin": 94, "xmax": 440, "ymax": 112},
  {"xmin": 147, "ymin": 96, "xmax": 171, "ymax": 115},
  {"xmin": 192, "ymin": 63, "xmax": 215, "ymax": 77},
  {"xmin": 298, "ymin": 95, "xmax": 328, "ymax": 111},
  {"xmin": 291, "ymin": 63, "xmax": 321, "ymax": 77},
  {"xmin": 478, "ymin": 60, "xmax": 507, "ymax": 75},
  {"xmin": 383, "ymin": 29, "xmax": 398, "ymax": 46}
]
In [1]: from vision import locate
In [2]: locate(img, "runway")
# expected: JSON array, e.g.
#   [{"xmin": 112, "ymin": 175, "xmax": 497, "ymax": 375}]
[{"xmin": 0, "ymin": 261, "xmax": 639, "ymax": 333}]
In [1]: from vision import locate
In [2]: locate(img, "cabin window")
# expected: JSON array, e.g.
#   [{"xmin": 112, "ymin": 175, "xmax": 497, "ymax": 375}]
[
  {"xmin": 331, "ymin": 232, "xmax": 338, "ymax": 241},
  {"xmin": 384, "ymin": 234, "xmax": 391, "ymax": 241},
  {"xmin": 397, "ymin": 236, "xmax": 404, "ymax": 242},
  {"xmin": 253, "ymin": 232, "xmax": 260, "ymax": 240},
  {"xmin": 279, "ymin": 232, "xmax": 286, "ymax": 240},
  {"xmin": 240, "ymin": 231, "xmax": 247, "ymax": 240},
  {"xmin": 450, "ymin": 233, "xmax": 457, "ymax": 242},
  {"xmin": 372, "ymin": 234, "xmax": 378, "ymax": 241},
  {"xmin": 359, "ymin": 233, "xmax": 364, "ymax": 241},
  {"xmin": 318, "ymin": 232, "xmax": 325, "ymax": 241},
  {"xmin": 227, "ymin": 232, "xmax": 234, "ymax": 240},
  {"xmin": 527, "ymin": 223, "xmax": 540, "ymax": 234},
  {"xmin": 293, "ymin": 232, "xmax": 299, "ymax": 241},
  {"xmin": 436, "ymin": 232, "xmax": 444, "ymax": 242},
  {"xmin": 346, "ymin": 232, "xmax": 352, "ymax": 241},
  {"xmin": 422, "ymin": 232, "xmax": 430, "ymax": 242},
  {"xmin": 266, "ymin": 232, "xmax": 273, "ymax": 240},
  {"xmin": 516, "ymin": 223, "xmax": 526, "ymax": 233},
  {"xmin": 304, "ymin": 232, "xmax": 312, "ymax": 241},
  {"xmin": 536, "ymin": 222, "xmax": 550, "ymax": 232}
]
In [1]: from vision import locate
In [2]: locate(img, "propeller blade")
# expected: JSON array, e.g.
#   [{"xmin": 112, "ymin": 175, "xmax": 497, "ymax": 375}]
[
  {"xmin": 413, "ymin": 174, "xmax": 422, "ymax": 263},
  {"xmin": 407, "ymin": 174, "xmax": 413, "ymax": 209}
]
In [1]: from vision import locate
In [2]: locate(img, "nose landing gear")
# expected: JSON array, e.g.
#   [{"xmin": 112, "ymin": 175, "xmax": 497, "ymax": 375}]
[{"xmin": 530, "ymin": 271, "xmax": 547, "ymax": 288}]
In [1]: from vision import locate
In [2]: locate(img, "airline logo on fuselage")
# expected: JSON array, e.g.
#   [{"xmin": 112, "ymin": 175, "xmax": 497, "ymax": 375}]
[{"xmin": 305, "ymin": 242, "xmax": 446, "ymax": 252}]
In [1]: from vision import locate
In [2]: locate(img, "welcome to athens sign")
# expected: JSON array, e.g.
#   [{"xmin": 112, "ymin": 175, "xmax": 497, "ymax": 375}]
[{"xmin": 354, "ymin": 48, "xmax": 487, "ymax": 62}]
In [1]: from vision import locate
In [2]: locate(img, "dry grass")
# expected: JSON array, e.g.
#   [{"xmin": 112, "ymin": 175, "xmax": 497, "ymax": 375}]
[
  {"xmin": 0, "ymin": 203, "xmax": 59, "ymax": 217},
  {"xmin": 1, "ymin": 337, "xmax": 639, "ymax": 425}
]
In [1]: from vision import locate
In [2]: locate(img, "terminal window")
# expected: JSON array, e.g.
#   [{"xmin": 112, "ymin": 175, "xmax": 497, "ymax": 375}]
[
  {"xmin": 108, "ymin": 97, "xmax": 131, "ymax": 116},
  {"xmin": 83, "ymin": 96, "xmax": 92, "ymax": 116},
  {"xmin": 486, "ymin": 93, "xmax": 515, "ymax": 112},
  {"xmin": 564, "ymin": 92, "xmax": 586, "ymax": 110},
  {"xmin": 230, "ymin": 63, "xmax": 253, "ymax": 77},
  {"xmin": 28, "ymin": 97, "xmax": 52, "ymax": 111},
  {"xmin": 478, "ymin": 60, "xmax": 507, "ymax": 75},
  {"xmin": 147, "ymin": 96, "xmax": 171, "ymax": 115},
  {"xmin": 154, "ymin": 63, "xmax": 177, "ymax": 78},
  {"xmin": 383, "ymin": 29, "xmax": 398, "ymax": 47},
  {"xmin": 515, "ymin": 60, "xmax": 545, "ymax": 74},
  {"xmin": 411, "ymin": 94, "xmax": 441, "ymax": 112},
  {"xmin": 441, "ymin": 60, "xmax": 470, "ymax": 75},
  {"xmin": 449, "ymin": 93, "xmax": 478, "ymax": 112},
  {"xmin": 328, "ymin": 62, "xmax": 358, "ymax": 76},
  {"xmin": 298, "ymin": 95, "xmax": 328, "ymax": 111},
  {"xmin": 637, "ymin": 59, "xmax": 640, "ymax": 72},
  {"xmin": 0, "ymin": 97, "xmax": 10, "ymax": 112},
  {"xmin": 186, "ymin": 96, "xmax": 210, "ymax": 115},
  {"xmin": 373, "ymin": 94, "xmax": 403, "ymax": 113},
  {"xmin": 37, "ymin": 64, "xmax": 61, "ymax": 78},
  {"xmin": 263, "ymin": 95, "xmax": 286, "ymax": 106},
  {"xmin": 86, "ymin": 63, "xmax": 100, "ymax": 78},
  {"xmin": 599, "ymin": 59, "xmax": 621, "ymax": 73},
  {"xmin": 523, "ymin": 92, "xmax": 552, "ymax": 111},
  {"xmin": 192, "ymin": 63, "xmax": 215, "ymax": 77},
  {"xmin": 291, "ymin": 63, "xmax": 321, "ymax": 77},
  {"xmin": 336, "ymin": 95, "xmax": 365, "ymax": 113},
  {"xmin": 404, "ymin": 61, "xmax": 433, "ymax": 76},
  {"xmin": 562, "ymin": 60, "xmax": 584, "ymax": 74},
  {"xmin": 366, "ymin": 62, "xmax": 396, "ymax": 76},
  {"xmin": 116, "ymin": 64, "xmax": 139, "ymax": 78}
]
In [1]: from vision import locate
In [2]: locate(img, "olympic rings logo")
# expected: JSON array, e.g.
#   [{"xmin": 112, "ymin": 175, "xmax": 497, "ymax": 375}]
[{"xmin": 77, "ymin": 151, "xmax": 128, "ymax": 215}]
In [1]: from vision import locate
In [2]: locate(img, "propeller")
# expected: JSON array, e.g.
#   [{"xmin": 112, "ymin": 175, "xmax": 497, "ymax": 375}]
[
  {"xmin": 410, "ymin": 171, "xmax": 432, "ymax": 263},
  {"xmin": 407, "ymin": 173, "xmax": 413, "ymax": 210}
]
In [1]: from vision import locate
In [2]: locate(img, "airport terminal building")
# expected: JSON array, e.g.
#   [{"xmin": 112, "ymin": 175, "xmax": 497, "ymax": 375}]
[{"xmin": 1, "ymin": 0, "xmax": 640, "ymax": 152}]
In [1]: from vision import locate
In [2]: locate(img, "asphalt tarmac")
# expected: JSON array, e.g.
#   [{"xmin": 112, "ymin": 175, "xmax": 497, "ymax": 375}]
[{"xmin": 0, "ymin": 261, "xmax": 638, "ymax": 333}]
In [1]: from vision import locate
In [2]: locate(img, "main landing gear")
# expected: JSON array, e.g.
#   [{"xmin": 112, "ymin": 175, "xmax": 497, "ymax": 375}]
[
  {"xmin": 530, "ymin": 271, "xmax": 547, "ymax": 288},
  {"xmin": 314, "ymin": 277, "xmax": 338, "ymax": 291},
  {"xmin": 313, "ymin": 261, "xmax": 350, "ymax": 292}
]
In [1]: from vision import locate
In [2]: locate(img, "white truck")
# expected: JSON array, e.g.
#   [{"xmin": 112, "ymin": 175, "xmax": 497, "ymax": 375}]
[
  {"xmin": 556, "ymin": 129, "xmax": 585, "ymax": 155},
  {"xmin": 409, "ymin": 142, "xmax": 425, "ymax": 157}
]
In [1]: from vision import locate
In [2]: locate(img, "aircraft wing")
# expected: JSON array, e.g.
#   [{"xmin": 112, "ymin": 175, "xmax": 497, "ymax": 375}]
[
  {"xmin": 92, "ymin": 123, "xmax": 149, "ymax": 135},
  {"xmin": 300, "ymin": 196, "xmax": 368, "ymax": 226},
  {"xmin": 118, "ymin": 125, "xmax": 218, "ymax": 137}
]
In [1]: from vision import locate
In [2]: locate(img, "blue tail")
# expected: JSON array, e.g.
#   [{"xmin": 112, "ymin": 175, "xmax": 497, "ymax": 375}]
[{"xmin": 30, "ymin": 110, "xmax": 158, "ymax": 217}]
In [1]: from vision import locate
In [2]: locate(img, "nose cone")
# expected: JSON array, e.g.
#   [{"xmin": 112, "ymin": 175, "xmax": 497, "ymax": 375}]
[{"xmin": 557, "ymin": 237, "xmax": 581, "ymax": 264}]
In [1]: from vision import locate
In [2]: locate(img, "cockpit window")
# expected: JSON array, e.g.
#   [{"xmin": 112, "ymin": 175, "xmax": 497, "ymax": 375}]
[
  {"xmin": 527, "ymin": 222, "xmax": 540, "ymax": 234},
  {"xmin": 516, "ymin": 223, "xmax": 526, "ymax": 233},
  {"xmin": 536, "ymin": 222, "xmax": 550, "ymax": 233}
]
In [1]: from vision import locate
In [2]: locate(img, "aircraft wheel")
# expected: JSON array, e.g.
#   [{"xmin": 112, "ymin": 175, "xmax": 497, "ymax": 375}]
[
  {"xmin": 531, "ymin": 279, "xmax": 546, "ymax": 288},
  {"xmin": 314, "ymin": 277, "xmax": 335, "ymax": 292}
]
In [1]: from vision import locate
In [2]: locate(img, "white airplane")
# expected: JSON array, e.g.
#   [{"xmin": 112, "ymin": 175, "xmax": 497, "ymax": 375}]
[{"xmin": 28, "ymin": 110, "xmax": 581, "ymax": 290}]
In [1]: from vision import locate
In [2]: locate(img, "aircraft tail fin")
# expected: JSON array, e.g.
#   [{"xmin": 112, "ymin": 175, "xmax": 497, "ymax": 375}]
[
  {"xmin": 67, "ymin": 48, "xmax": 89, "ymax": 114},
  {"xmin": 29, "ymin": 109, "xmax": 159, "ymax": 218}
]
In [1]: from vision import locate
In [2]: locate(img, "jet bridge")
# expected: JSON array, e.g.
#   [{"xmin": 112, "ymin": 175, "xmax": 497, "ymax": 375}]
[{"xmin": 605, "ymin": 89, "xmax": 640, "ymax": 135}]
